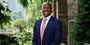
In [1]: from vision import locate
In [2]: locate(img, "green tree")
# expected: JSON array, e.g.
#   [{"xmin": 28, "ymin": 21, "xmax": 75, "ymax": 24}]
[
  {"xmin": 27, "ymin": 0, "xmax": 42, "ymax": 29},
  {"xmin": 18, "ymin": 0, "xmax": 52, "ymax": 7},
  {"xmin": 70, "ymin": 0, "xmax": 90, "ymax": 45},
  {"xmin": 0, "ymin": 3, "xmax": 12, "ymax": 28},
  {"xmin": 12, "ymin": 19, "xmax": 29, "ymax": 31}
]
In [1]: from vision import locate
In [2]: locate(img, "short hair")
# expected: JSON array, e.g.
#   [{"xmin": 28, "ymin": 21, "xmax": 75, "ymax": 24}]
[{"xmin": 42, "ymin": 2, "xmax": 52, "ymax": 9}]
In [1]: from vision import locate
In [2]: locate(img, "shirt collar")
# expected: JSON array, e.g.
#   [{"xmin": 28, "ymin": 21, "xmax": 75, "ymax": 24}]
[{"xmin": 43, "ymin": 15, "xmax": 51, "ymax": 20}]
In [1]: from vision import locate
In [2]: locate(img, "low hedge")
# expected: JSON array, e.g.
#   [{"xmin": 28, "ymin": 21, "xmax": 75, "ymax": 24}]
[{"xmin": 0, "ymin": 34, "xmax": 18, "ymax": 45}]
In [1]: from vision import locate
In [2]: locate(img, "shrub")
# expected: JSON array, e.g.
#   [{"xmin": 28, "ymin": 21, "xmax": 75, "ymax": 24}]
[
  {"xmin": 0, "ymin": 34, "xmax": 18, "ymax": 45},
  {"xmin": 70, "ymin": 0, "xmax": 90, "ymax": 45},
  {"xmin": 14, "ymin": 32, "xmax": 32, "ymax": 45}
]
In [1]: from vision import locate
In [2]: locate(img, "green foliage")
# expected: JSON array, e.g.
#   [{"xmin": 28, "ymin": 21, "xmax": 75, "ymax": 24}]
[
  {"xmin": 70, "ymin": 0, "xmax": 90, "ymax": 45},
  {"xmin": 0, "ymin": 34, "xmax": 18, "ymax": 45},
  {"xmin": 14, "ymin": 32, "xmax": 32, "ymax": 45},
  {"xmin": 18, "ymin": 0, "xmax": 29, "ymax": 8},
  {"xmin": 27, "ymin": 0, "xmax": 42, "ymax": 29},
  {"xmin": 0, "ymin": 32, "xmax": 32, "ymax": 45},
  {"xmin": 41, "ymin": 0, "xmax": 52, "ymax": 4},
  {"xmin": 12, "ymin": 19, "xmax": 29, "ymax": 31},
  {"xmin": 0, "ymin": 3, "xmax": 12, "ymax": 28},
  {"xmin": 18, "ymin": 0, "xmax": 52, "ymax": 8},
  {"xmin": 78, "ymin": 0, "xmax": 90, "ymax": 13}
]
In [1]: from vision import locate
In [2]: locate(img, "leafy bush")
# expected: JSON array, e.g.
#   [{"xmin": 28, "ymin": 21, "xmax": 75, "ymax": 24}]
[
  {"xmin": 14, "ymin": 32, "xmax": 32, "ymax": 45},
  {"xmin": 70, "ymin": 0, "xmax": 90, "ymax": 45},
  {"xmin": 0, "ymin": 32, "xmax": 32, "ymax": 45},
  {"xmin": 0, "ymin": 34, "xmax": 18, "ymax": 45}
]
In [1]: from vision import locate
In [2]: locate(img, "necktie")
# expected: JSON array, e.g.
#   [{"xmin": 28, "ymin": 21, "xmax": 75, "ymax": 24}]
[{"xmin": 41, "ymin": 18, "xmax": 47, "ymax": 45}]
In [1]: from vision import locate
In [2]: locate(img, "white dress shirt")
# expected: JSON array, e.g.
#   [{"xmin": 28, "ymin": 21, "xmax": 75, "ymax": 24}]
[{"xmin": 40, "ymin": 16, "xmax": 51, "ymax": 33}]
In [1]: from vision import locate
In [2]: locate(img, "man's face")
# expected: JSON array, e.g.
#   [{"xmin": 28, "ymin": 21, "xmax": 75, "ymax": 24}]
[{"xmin": 42, "ymin": 3, "xmax": 51, "ymax": 17}]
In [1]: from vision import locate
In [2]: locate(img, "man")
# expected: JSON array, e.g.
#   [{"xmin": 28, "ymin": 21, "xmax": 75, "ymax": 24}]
[{"xmin": 32, "ymin": 2, "xmax": 62, "ymax": 45}]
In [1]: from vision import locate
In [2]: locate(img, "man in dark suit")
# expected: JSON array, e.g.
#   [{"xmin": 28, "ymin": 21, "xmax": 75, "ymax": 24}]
[{"xmin": 32, "ymin": 2, "xmax": 62, "ymax": 45}]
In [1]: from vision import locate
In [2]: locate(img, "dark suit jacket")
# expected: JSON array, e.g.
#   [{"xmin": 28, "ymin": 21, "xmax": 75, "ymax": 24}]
[{"xmin": 32, "ymin": 16, "xmax": 62, "ymax": 45}]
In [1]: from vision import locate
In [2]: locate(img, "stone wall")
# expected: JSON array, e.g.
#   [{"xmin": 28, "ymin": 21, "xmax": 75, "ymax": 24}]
[
  {"xmin": 67, "ymin": 0, "xmax": 78, "ymax": 45},
  {"xmin": 67, "ymin": 0, "xmax": 78, "ymax": 19},
  {"xmin": 53, "ymin": 0, "xmax": 78, "ymax": 45},
  {"xmin": 67, "ymin": 19, "xmax": 75, "ymax": 45},
  {"xmin": 53, "ymin": 0, "xmax": 68, "ymax": 44}
]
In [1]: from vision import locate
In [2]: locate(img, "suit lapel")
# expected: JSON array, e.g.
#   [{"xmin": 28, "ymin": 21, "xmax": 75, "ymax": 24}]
[
  {"xmin": 43, "ymin": 16, "xmax": 54, "ymax": 39},
  {"xmin": 38, "ymin": 19, "xmax": 42, "ymax": 41}
]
